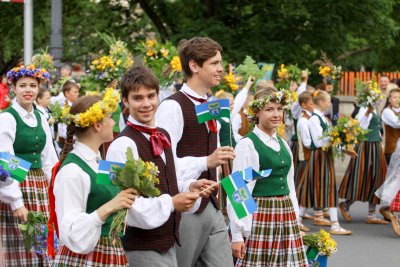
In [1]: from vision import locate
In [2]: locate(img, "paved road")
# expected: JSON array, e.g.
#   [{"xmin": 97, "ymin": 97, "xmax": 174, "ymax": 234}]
[{"xmin": 301, "ymin": 201, "xmax": 400, "ymax": 267}]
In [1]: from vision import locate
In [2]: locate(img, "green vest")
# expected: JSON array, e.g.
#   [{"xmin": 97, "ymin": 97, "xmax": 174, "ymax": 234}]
[
  {"xmin": 217, "ymin": 118, "xmax": 236, "ymax": 147},
  {"xmin": 365, "ymin": 112, "xmax": 381, "ymax": 142},
  {"xmin": 247, "ymin": 132, "xmax": 291, "ymax": 197},
  {"xmin": 310, "ymin": 113, "xmax": 328, "ymax": 150},
  {"xmin": 61, "ymin": 153, "xmax": 120, "ymax": 236},
  {"xmin": 5, "ymin": 107, "xmax": 46, "ymax": 168},
  {"xmin": 112, "ymin": 105, "xmax": 122, "ymax": 133}
]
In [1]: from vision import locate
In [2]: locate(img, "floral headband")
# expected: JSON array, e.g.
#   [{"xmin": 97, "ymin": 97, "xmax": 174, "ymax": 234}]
[
  {"xmin": 7, "ymin": 64, "xmax": 50, "ymax": 83},
  {"xmin": 246, "ymin": 89, "xmax": 295, "ymax": 120},
  {"xmin": 61, "ymin": 88, "xmax": 120, "ymax": 128}
]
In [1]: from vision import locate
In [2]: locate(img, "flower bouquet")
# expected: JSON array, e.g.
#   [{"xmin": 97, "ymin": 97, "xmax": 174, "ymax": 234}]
[
  {"xmin": 136, "ymin": 38, "xmax": 182, "ymax": 87},
  {"xmin": 322, "ymin": 117, "xmax": 368, "ymax": 160},
  {"xmin": 303, "ymin": 229, "xmax": 337, "ymax": 267},
  {"xmin": 212, "ymin": 64, "xmax": 241, "ymax": 96},
  {"xmin": 275, "ymin": 64, "xmax": 302, "ymax": 90},
  {"xmin": 32, "ymin": 48, "xmax": 56, "ymax": 73},
  {"xmin": 356, "ymin": 79, "xmax": 384, "ymax": 108},
  {"xmin": 19, "ymin": 211, "xmax": 58, "ymax": 259},
  {"xmin": 314, "ymin": 51, "xmax": 342, "ymax": 82},
  {"xmin": 109, "ymin": 147, "xmax": 161, "ymax": 240}
]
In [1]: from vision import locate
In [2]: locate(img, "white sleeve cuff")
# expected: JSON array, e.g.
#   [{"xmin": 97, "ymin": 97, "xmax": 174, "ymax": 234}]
[
  {"xmin": 200, "ymin": 156, "xmax": 208, "ymax": 172},
  {"xmin": 92, "ymin": 211, "xmax": 105, "ymax": 226},
  {"xmin": 231, "ymin": 233, "xmax": 244, "ymax": 243},
  {"xmin": 10, "ymin": 199, "xmax": 24, "ymax": 211}
]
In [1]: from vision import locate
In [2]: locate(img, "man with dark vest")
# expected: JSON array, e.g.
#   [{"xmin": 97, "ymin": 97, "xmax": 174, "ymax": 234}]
[
  {"xmin": 156, "ymin": 37, "xmax": 235, "ymax": 267},
  {"xmin": 107, "ymin": 66, "xmax": 215, "ymax": 266}
]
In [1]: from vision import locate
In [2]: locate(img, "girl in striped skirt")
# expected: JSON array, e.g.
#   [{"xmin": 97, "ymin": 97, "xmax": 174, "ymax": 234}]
[
  {"xmin": 0, "ymin": 65, "xmax": 58, "ymax": 266},
  {"xmin": 229, "ymin": 86, "xmax": 308, "ymax": 267},
  {"xmin": 298, "ymin": 90, "xmax": 352, "ymax": 235},
  {"xmin": 338, "ymin": 106, "xmax": 388, "ymax": 224},
  {"xmin": 52, "ymin": 92, "xmax": 137, "ymax": 266}
]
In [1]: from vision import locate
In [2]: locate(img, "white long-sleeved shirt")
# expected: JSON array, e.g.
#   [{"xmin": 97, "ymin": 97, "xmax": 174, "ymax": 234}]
[
  {"xmin": 228, "ymin": 126, "xmax": 299, "ymax": 243},
  {"xmin": 382, "ymin": 107, "xmax": 400, "ymax": 129},
  {"xmin": 232, "ymin": 113, "xmax": 243, "ymax": 143},
  {"xmin": 0, "ymin": 100, "xmax": 58, "ymax": 210},
  {"xmin": 308, "ymin": 109, "xmax": 331, "ymax": 148},
  {"xmin": 356, "ymin": 106, "xmax": 381, "ymax": 132},
  {"xmin": 297, "ymin": 110, "xmax": 313, "ymax": 149},
  {"xmin": 291, "ymin": 82, "xmax": 307, "ymax": 120},
  {"xmin": 0, "ymin": 177, "xmax": 23, "ymax": 210}
]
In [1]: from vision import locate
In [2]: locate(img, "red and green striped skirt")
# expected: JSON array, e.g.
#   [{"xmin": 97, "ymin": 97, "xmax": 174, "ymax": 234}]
[
  {"xmin": 391, "ymin": 191, "xmax": 400, "ymax": 212},
  {"xmin": 297, "ymin": 148, "xmax": 337, "ymax": 209},
  {"xmin": 295, "ymin": 160, "xmax": 308, "ymax": 194},
  {"xmin": 235, "ymin": 196, "xmax": 308, "ymax": 267},
  {"xmin": 53, "ymin": 236, "xmax": 128, "ymax": 266},
  {"xmin": 339, "ymin": 142, "xmax": 387, "ymax": 204},
  {"xmin": 0, "ymin": 168, "xmax": 51, "ymax": 266}
]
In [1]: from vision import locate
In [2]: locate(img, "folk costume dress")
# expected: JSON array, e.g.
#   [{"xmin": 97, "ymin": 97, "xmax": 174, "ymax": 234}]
[
  {"xmin": 294, "ymin": 110, "xmax": 312, "ymax": 188},
  {"xmin": 298, "ymin": 109, "xmax": 337, "ymax": 209},
  {"xmin": 339, "ymin": 107, "xmax": 387, "ymax": 204},
  {"xmin": 107, "ymin": 116, "xmax": 200, "ymax": 267},
  {"xmin": 156, "ymin": 84, "xmax": 234, "ymax": 267},
  {"xmin": 381, "ymin": 106, "xmax": 400, "ymax": 164},
  {"xmin": 53, "ymin": 142, "xmax": 128, "ymax": 267},
  {"xmin": 229, "ymin": 126, "xmax": 307, "ymax": 267},
  {"xmin": 0, "ymin": 100, "xmax": 58, "ymax": 266}
]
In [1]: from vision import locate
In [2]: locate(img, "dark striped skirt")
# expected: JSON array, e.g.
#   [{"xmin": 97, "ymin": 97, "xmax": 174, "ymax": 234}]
[
  {"xmin": 236, "ymin": 196, "xmax": 308, "ymax": 267},
  {"xmin": 291, "ymin": 141, "xmax": 299, "ymax": 184},
  {"xmin": 339, "ymin": 142, "xmax": 387, "ymax": 204},
  {"xmin": 0, "ymin": 168, "xmax": 51, "ymax": 266},
  {"xmin": 297, "ymin": 148, "xmax": 337, "ymax": 209},
  {"xmin": 391, "ymin": 191, "xmax": 400, "ymax": 212},
  {"xmin": 295, "ymin": 160, "xmax": 308, "ymax": 192},
  {"xmin": 53, "ymin": 236, "xmax": 128, "ymax": 266}
]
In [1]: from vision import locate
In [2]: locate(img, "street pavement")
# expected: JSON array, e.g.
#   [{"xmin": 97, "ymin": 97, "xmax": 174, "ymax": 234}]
[{"xmin": 301, "ymin": 201, "xmax": 400, "ymax": 267}]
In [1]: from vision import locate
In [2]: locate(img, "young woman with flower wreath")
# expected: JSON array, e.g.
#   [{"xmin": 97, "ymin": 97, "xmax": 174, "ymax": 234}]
[
  {"xmin": 229, "ymin": 86, "xmax": 308, "ymax": 267},
  {"xmin": 51, "ymin": 89, "xmax": 137, "ymax": 266},
  {"xmin": 297, "ymin": 90, "xmax": 352, "ymax": 235},
  {"xmin": 0, "ymin": 65, "xmax": 58, "ymax": 266}
]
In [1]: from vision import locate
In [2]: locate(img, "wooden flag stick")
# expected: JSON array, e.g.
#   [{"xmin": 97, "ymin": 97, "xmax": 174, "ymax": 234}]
[{"xmin": 197, "ymin": 181, "xmax": 221, "ymax": 196}]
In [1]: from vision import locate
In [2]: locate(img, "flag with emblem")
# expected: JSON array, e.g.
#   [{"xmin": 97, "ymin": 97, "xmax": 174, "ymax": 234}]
[
  {"xmin": 195, "ymin": 99, "xmax": 230, "ymax": 124},
  {"xmin": 221, "ymin": 171, "xmax": 257, "ymax": 219},
  {"xmin": 241, "ymin": 167, "xmax": 272, "ymax": 182},
  {"xmin": 97, "ymin": 160, "xmax": 125, "ymax": 185},
  {"xmin": 0, "ymin": 152, "xmax": 31, "ymax": 182}
]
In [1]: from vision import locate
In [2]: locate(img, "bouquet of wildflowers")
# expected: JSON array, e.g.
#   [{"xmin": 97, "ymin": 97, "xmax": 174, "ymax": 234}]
[
  {"xmin": 314, "ymin": 51, "xmax": 342, "ymax": 82},
  {"xmin": 322, "ymin": 117, "xmax": 368, "ymax": 159},
  {"xmin": 19, "ymin": 211, "xmax": 58, "ymax": 258},
  {"xmin": 0, "ymin": 165, "xmax": 10, "ymax": 182},
  {"xmin": 356, "ymin": 79, "xmax": 384, "ymax": 108},
  {"xmin": 212, "ymin": 64, "xmax": 241, "ymax": 96},
  {"xmin": 137, "ymin": 38, "xmax": 182, "ymax": 87},
  {"xmin": 275, "ymin": 64, "xmax": 302, "ymax": 90},
  {"xmin": 303, "ymin": 229, "xmax": 337, "ymax": 256},
  {"xmin": 32, "ymin": 48, "xmax": 56, "ymax": 73},
  {"xmin": 109, "ymin": 147, "xmax": 161, "ymax": 240}
]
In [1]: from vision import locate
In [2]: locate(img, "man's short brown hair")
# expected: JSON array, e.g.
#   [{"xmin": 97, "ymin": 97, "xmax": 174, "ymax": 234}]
[
  {"xmin": 120, "ymin": 66, "xmax": 159, "ymax": 99},
  {"xmin": 178, "ymin": 37, "xmax": 222, "ymax": 78},
  {"xmin": 298, "ymin": 91, "xmax": 313, "ymax": 105}
]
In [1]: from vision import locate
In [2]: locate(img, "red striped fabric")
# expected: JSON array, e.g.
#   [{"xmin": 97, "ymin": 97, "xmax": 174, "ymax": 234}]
[{"xmin": 1, "ymin": 0, "xmax": 25, "ymax": 3}]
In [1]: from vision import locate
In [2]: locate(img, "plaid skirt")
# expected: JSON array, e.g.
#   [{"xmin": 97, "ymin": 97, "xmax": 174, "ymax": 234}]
[
  {"xmin": 53, "ymin": 236, "xmax": 128, "ymax": 266},
  {"xmin": 297, "ymin": 148, "xmax": 337, "ymax": 209},
  {"xmin": 0, "ymin": 168, "xmax": 51, "ymax": 267},
  {"xmin": 236, "ymin": 196, "xmax": 308, "ymax": 267},
  {"xmin": 339, "ymin": 142, "xmax": 387, "ymax": 204},
  {"xmin": 391, "ymin": 191, "xmax": 400, "ymax": 212}
]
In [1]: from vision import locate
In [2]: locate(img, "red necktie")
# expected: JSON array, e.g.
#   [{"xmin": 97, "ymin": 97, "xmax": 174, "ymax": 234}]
[
  {"xmin": 127, "ymin": 122, "xmax": 171, "ymax": 156},
  {"xmin": 184, "ymin": 93, "xmax": 218, "ymax": 133}
]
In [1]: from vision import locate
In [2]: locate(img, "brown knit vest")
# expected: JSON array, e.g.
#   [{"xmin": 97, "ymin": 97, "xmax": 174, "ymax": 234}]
[
  {"xmin": 166, "ymin": 91, "xmax": 219, "ymax": 213},
  {"xmin": 384, "ymin": 124, "xmax": 400, "ymax": 155},
  {"xmin": 119, "ymin": 126, "xmax": 181, "ymax": 253},
  {"xmin": 238, "ymin": 109, "xmax": 251, "ymax": 137}
]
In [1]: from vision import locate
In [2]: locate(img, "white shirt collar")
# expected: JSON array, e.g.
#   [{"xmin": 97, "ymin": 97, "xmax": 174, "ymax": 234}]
[
  {"xmin": 392, "ymin": 107, "xmax": 400, "ymax": 113},
  {"xmin": 12, "ymin": 99, "xmax": 35, "ymax": 119},
  {"xmin": 35, "ymin": 104, "xmax": 47, "ymax": 115},
  {"xmin": 73, "ymin": 141, "xmax": 102, "ymax": 163},
  {"xmin": 127, "ymin": 115, "xmax": 156, "ymax": 129},
  {"xmin": 313, "ymin": 108, "xmax": 325, "ymax": 117},
  {"xmin": 181, "ymin": 83, "xmax": 208, "ymax": 101},
  {"xmin": 253, "ymin": 125, "xmax": 278, "ymax": 143},
  {"xmin": 302, "ymin": 109, "xmax": 313, "ymax": 116}
]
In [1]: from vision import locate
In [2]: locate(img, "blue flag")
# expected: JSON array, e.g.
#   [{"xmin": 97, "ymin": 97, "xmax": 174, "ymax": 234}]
[
  {"xmin": 241, "ymin": 167, "xmax": 272, "ymax": 183},
  {"xmin": 97, "ymin": 160, "xmax": 125, "ymax": 185},
  {"xmin": 0, "ymin": 152, "xmax": 32, "ymax": 182},
  {"xmin": 195, "ymin": 99, "xmax": 230, "ymax": 123}
]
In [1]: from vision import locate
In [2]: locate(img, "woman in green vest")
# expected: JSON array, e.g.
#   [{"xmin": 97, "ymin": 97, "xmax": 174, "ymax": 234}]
[
  {"xmin": 52, "ymin": 90, "xmax": 136, "ymax": 266},
  {"xmin": 339, "ymin": 103, "xmax": 388, "ymax": 225},
  {"xmin": 229, "ymin": 86, "xmax": 308, "ymax": 266},
  {"xmin": 0, "ymin": 65, "xmax": 58, "ymax": 266}
]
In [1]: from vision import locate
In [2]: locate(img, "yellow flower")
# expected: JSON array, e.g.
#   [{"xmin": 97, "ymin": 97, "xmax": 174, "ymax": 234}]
[
  {"xmin": 146, "ymin": 49, "xmax": 156, "ymax": 57},
  {"xmin": 160, "ymin": 47, "xmax": 169, "ymax": 57},
  {"xmin": 146, "ymin": 39, "xmax": 157, "ymax": 47},
  {"xmin": 319, "ymin": 66, "xmax": 331, "ymax": 77},
  {"xmin": 170, "ymin": 56, "xmax": 182, "ymax": 72}
]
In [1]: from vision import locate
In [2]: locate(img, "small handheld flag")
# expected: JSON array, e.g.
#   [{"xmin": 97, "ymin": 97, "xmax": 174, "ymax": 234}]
[
  {"xmin": 0, "ymin": 152, "xmax": 32, "ymax": 182},
  {"xmin": 97, "ymin": 160, "xmax": 125, "ymax": 185},
  {"xmin": 241, "ymin": 167, "xmax": 272, "ymax": 183},
  {"xmin": 221, "ymin": 171, "xmax": 257, "ymax": 219},
  {"xmin": 195, "ymin": 99, "xmax": 230, "ymax": 124}
]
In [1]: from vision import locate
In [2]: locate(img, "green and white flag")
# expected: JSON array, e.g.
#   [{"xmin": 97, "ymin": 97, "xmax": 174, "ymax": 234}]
[
  {"xmin": 195, "ymin": 99, "xmax": 230, "ymax": 124},
  {"xmin": 0, "ymin": 152, "xmax": 31, "ymax": 182},
  {"xmin": 97, "ymin": 160, "xmax": 125, "ymax": 185}
]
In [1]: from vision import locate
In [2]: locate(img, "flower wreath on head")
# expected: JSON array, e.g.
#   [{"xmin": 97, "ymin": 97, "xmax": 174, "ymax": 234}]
[
  {"xmin": 246, "ymin": 89, "xmax": 295, "ymax": 121},
  {"xmin": 61, "ymin": 88, "xmax": 120, "ymax": 128},
  {"xmin": 7, "ymin": 64, "xmax": 50, "ymax": 83}
]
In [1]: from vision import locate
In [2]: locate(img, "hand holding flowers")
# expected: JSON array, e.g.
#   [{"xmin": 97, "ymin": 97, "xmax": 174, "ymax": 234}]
[{"xmin": 303, "ymin": 229, "xmax": 337, "ymax": 256}]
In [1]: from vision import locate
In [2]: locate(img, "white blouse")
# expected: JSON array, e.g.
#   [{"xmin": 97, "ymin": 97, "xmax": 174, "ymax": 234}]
[
  {"xmin": 228, "ymin": 126, "xmax": 299, "ymax": 243},
  {"xmin": 297, "ymin": 110, "xmax": 313, "ymax": 149},
  {"xmin": 308, "ymin": 109, "xmax": 331, "ymax": 148},
  {"xmin": 382, "ymin": 107, "xmax": 400, "ymax": 129},
  {"xmin": 0, "ymin": 100, "xmax": 58, "ymax": 210}
]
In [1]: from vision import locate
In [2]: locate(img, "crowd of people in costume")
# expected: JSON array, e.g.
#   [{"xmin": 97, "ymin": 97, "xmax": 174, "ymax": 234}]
[{"xmin": 0, "ymin": 36, "xmax": 399, "ymax": 267}]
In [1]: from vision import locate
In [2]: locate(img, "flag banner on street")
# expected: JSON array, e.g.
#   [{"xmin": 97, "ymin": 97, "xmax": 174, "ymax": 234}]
[
  {"xmin": 0, "ymin": 152, "xmax": 31, "ymax": 182},
  {"xmin": 221, "ymin": 171, "xmax": 257, "ymax": 219},
  {"xmin": 97, "ymin": 160, "xmax": 125, "ymax": 185},
  {"xmin": 241, "ymin": 167, "xmax": 272, "ymax": 183},
  {"xmin": 195, "ymin": 99, "xmax": 230, "ymax": 124}
]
